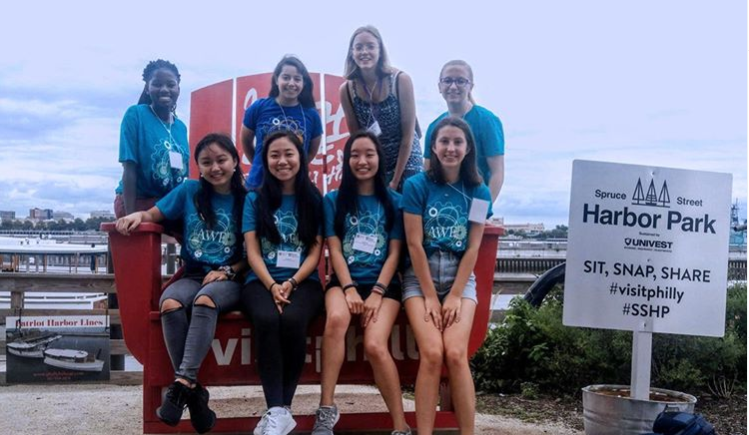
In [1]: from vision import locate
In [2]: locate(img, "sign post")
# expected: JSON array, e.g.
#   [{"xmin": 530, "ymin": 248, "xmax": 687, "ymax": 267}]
[{"xmin": 564, "ymin": 160, "xmax": 732, "ymax": 399}]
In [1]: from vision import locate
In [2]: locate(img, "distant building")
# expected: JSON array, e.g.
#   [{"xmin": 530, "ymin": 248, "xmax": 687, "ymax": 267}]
[
  {"xmin": 490, "ymin": 217, "xmax": 545, "ymax": 233},
  {"xmin": 52, "ymin": 211, "xmax": 75, "ymax": 220},
  {"xmin": 0, "ymin": 210, "xmax": 15, "ymax": 222},
  {"xmin": 90, "ymin": 210, "xmax": 115, "ymax": 219},
  {"xmin": 29, "ymin": 208, "xmax": 53, "ymax": 220}
]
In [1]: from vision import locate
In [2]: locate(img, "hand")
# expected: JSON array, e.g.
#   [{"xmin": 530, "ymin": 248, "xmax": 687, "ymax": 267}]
[
  {"xmin": 361, "ymin": 292, "xmax": 383, "ymax": 328},
  {"xmin": 280, "ymin": 280, "xmax": 294, "ymax": 300},
  {"xmin": 270, "ymin": 283, "xmax": 290, "ymax": 313},
  {"xmin": 344, "ymin": 287, "xmax": 364, "ymax": 315},
  {"xmin": 441, "ymin": 293, "xmax": 462, "ymax": 329},
  {"xmin": 115, "ymin": 213, "xmax": 142, "ymax": 236},
  {"xmin": 424, "ymin": 296, "xmax": 443, "ymax": 331},
  {"xmin": 202, "ymin": 270, "xmax": 228, "ymax": 286},
  {"xmin": 388, "ymin": 180, "xmax": 400, "ymax": 191}
]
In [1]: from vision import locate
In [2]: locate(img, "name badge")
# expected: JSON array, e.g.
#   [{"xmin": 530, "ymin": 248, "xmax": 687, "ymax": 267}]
[
  {"xmin": 169, "ymin": 151, "xmax": 184, "ymax": 170},
  {"xmin": 367, "ymin": 120, "xmax": 382, "ymax": 137},
  {"xmin": 276, "ymin": 250, "xmax": 301, "ymax": 269},
  {"xmin": 353, "ymin": 233, "xmax": 377, "ymax": 254},
  {"xmin": 469, "ymin": 198, "xmax": 490, "ymax": 223}
]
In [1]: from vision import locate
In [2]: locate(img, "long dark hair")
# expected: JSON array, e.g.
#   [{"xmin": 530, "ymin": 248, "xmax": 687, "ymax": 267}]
[
  {"xmin": 137, "ymin": 59, "xmax": 181, "ymax": 107},
  {"xmin": 334, "ymin": 131, "xmax": 394, "ymax": 239},
  {"xmin": 268, "ymin": 55, "xmax": 316, "ymax": 109},
  {"xmin": 427, "ymin": 117, "xmax": 482, "ymax": 187},
  {"xmin": 256, "ymin": 131, "xmax": 321, "ymax": 252},
  {"xmin": 193, "ymin": 133, "xmax": 247, "ymax": 230}
]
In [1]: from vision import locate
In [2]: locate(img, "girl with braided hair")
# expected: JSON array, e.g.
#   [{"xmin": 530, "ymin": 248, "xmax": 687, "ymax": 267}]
[{"xmin": 114, "ymin": 59, "xmax": 189, "ymax": 217}]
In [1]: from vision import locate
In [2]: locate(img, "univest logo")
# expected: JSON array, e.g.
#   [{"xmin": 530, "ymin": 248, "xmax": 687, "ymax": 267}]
[{"xmin": 582, "ymin": 176, "xmax": 717, "ymax": 234}]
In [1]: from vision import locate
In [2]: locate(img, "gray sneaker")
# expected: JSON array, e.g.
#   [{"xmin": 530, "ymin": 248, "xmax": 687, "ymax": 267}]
[
  {"xmin": 391, "ymin": 428, "xmax": 412, "ymax": 435},
  {"xmin": 311, "ymin": 405, "xmax": 340, "ymax": 435}
]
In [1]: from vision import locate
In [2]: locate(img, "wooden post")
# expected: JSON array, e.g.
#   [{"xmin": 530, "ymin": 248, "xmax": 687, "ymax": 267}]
[
  {"xmin": 166, "ymin": 243, "xmax": 176, "ymax": 275},
  {"xmin": 43, "ymin": 254, "xmax": 48, "ymax": 273},
  {"xmin": 10, "ymin": 290, "xmax": 23, "ymax": 315}
]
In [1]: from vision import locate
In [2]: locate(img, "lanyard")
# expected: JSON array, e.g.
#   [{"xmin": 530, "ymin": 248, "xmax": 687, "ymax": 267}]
[
  {"xmin": 277, "ymin": 101, "xmax": 308, "ymax": 142},
  {"xmin": 447, "ymin": 181, "xmax": 471, "ymax": 209},
  {"xmin": 360, "ymin": 78, "xmax": 383, "ymax": 126},
  {"xmin": 355, "ymin": 199, "xmax": 382, "ymax": 235},
  {"xmin": 149, "ymin": 106, "xmax": 181, "ymax": 152}
]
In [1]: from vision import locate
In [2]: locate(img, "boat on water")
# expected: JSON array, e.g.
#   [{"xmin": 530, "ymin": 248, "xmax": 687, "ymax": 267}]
[
  {"xmin": 43, "ymin": 348, "xmax": 105, "ymax": 372},
  {"xmin": 6, "ymin": 333, "xmax": 63, "ymax": 358}
]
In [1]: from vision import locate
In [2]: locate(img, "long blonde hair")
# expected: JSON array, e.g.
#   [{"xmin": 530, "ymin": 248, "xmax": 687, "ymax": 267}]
[
  {"xmin": 440, "ymin": 59, "xmax": 476, "ymax": 104},
  {"xmin": 344, "ymin": 25, "xmax": 394, "ymax": 80}
]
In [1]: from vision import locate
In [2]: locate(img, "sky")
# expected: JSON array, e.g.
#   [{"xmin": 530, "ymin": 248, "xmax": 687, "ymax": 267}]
[{"xmin": 0, "ymin": 1, "xmax": 746, "ymax": 226}]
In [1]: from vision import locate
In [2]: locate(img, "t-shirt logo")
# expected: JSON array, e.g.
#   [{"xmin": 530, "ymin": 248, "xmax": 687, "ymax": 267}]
[
  {"xmin": 424, "ymin": 202, "xmax": 468, "ymax": 250},
  {"xmin": 186, "ymin": 209, "xmax": 237, "ymax": 262},
  {"xmin": 342, "ymin": 211, "xmax": 387, "ymax": 264},
  {"xmin": 262, "ymin": 209, "xmax": 302, "ymax": 262},
  {"xmin": 150, "ymin": 140, "xmax": 186, "ymax": 188}
]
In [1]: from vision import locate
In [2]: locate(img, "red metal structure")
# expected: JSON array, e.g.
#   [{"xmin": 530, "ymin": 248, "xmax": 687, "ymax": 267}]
[{"xmin": 102, "ymin": 222, "xmax": 501, "ymax": 433}]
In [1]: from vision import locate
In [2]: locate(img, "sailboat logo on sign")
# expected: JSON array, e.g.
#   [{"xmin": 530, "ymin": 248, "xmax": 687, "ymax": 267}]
[{"xmin": 632, "ymin": 178, "xmax": 670, "ymax": 208}]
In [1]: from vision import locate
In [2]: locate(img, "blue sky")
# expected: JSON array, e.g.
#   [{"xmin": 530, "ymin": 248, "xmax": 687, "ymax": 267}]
[{"xmin": 0, "ymin": 1, "xmax": 746, "ymax": 226}]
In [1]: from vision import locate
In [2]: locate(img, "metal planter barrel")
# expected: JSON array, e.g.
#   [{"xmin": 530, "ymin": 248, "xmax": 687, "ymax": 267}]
[{"xmin": 582, "ymin": 384, "xmax": 697, "ymax": 435}]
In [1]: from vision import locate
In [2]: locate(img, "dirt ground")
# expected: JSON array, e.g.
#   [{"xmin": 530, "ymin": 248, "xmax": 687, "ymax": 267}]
[
  {"xmin": 476, "ymin": 391, "xmax": 747, "ymax": 435},
  {"xmin": 0, "ymin": 383, "xmax": 580, "ymax": 435}
]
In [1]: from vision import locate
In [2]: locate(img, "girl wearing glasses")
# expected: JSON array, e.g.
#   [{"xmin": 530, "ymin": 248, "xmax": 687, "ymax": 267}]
[
  {"xmin": 424, "ymin": 60, "xmax": 505, "ymax": 202},
  {"xmin": 340, "ymin": 25, "xmax": 423, "ymax": 191},
  {"xmin": 313, "ymin": 131, "xmax": 411, "ymax": 435},
  {"xmin": 115, "ymin": 59, "xmax": 189, "ymax": 217},
  {"xmin": 402, "ymin": 117, "xmax": 492, "ymax": 435},
  {"xmin": 241, "ymin": 55, "xmax": 323, "ymax": 190}
]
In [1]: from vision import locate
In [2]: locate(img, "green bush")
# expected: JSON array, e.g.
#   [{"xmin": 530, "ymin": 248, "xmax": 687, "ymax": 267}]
[{"xmin": 471, "ymin": 283, "xmax": 747, "ymax": 396}]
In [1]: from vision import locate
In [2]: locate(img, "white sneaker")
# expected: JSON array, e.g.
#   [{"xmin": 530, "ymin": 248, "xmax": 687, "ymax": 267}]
[
  {"xmin": 253, "ymin": 409, "xmax": 269, "ymax": 435},
  {"xmin": 260, "ymin": 406, "xmax": 296, "ymax": 435}
]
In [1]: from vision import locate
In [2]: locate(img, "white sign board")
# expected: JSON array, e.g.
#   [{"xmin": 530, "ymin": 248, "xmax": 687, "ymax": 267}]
[{"xmin": 563, "ymin": 160, "xmax": 732, "ymax": 337}]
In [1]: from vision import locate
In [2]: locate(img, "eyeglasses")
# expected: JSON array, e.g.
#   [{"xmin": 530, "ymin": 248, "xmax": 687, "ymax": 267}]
[{"xmin": 439, "ymin": 77, "xmax": 471, "ymax": 87}]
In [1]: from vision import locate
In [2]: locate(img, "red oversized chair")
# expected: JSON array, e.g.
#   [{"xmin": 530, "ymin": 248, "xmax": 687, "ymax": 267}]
[{"xmin": 102, "ymin": 222, "xmax": 502, "ymax": 433}]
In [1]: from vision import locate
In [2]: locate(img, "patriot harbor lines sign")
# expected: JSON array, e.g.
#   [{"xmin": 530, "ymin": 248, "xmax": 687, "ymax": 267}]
[{"xmin": 563, "ymin": 160, "xmax": 732, "ymax": 337}]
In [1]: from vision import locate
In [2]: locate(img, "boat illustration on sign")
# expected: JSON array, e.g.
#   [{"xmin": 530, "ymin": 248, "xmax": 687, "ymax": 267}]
[
  {"xmin": 6, "ymin": 333, "xmax": 63, "ymax": 358},
  {"xmin": 43, "ymin": 348, "xmax": 105, "ymax": 372}
]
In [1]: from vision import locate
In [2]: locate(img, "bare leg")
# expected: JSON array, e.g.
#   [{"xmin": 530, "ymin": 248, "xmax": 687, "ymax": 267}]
[
  {"xmin": 319, "ymin": 288, "xmax": 352, "ymax": 406},
  {"xmin": 364, "ymin": 299, "xmax": 409, "ymax": 432},
  {"xmin": 443, "ymin": 300, "xmax": 477, "ymax": 435},
  {"xmin": 404, "ymin": 297, "xmax": 444, "ymax": 435}
]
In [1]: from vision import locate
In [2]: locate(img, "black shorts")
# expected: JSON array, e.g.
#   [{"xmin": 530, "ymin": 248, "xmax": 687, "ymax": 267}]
[{"xmin": 325, "ymin": 274, "xmax": 402, "ymax": 302}]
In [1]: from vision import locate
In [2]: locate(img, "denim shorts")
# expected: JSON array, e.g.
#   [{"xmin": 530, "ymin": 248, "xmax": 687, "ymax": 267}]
[{"xmin": 402, "ymin": 250, "xmax": 477, "ymax": 303}]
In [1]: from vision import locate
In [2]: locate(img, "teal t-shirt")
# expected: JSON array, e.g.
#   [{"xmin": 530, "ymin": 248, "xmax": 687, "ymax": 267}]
[
  {"xmin": 401, "ymin": 173, "xmax": 492, "ymax": 258},
  {"xmin": 242, "ymin": 192, "xmax": 320, "ymax": 283},
  {"xmin": 424, "ymin": 105, "xmax": 504, "ymax": 185},
  {"xmin": 323, "ymin": 190, "xmax": 404, "ymax": 285},
  {"xmin": 116, "ymin": 104, "xmax": 190, "ymax": 198},
  {"xmin": 155, "ymin": 180, "xmax": 243, "ymax": 274}
]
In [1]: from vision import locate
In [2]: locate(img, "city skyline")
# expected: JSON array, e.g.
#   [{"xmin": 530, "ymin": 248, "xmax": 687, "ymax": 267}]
[{"xmin": 0, "ymin": 1, "xmax": 746, "ymax": 226}]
